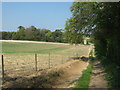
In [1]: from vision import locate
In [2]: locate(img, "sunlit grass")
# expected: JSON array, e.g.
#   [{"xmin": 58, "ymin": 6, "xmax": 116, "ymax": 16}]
[
  {"xmin": 2, "ymin": 42, "xmax": 90, "ymax": 56},
  {"xmin": 75, "ymin": 61, "xmax": 93, "ymax": 88}
]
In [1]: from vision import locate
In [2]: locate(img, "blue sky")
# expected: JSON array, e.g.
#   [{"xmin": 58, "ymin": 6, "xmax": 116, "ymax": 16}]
[{"xmin": 2, "ymin": 2, "xmax": 73, "ymax": 31}]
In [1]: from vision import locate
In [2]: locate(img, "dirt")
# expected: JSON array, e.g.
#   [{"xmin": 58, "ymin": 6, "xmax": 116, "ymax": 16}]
[
  {"xmin": 3, "ymin": 60, "xmax": 89, "ymax": 88},
  {"xmin": 89, "ymin": 61, "xmax": 108, "ymax": 88},
  {"xmin": 0, "ymin": 40, "xmax": 70, "ymax": 45}
]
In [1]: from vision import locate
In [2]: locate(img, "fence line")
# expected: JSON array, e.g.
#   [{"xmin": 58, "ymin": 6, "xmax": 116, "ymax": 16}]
[
  {"xmin": 1, "ymin": 52, "xmax": 84, "ymax": 84},
  {"xmin": 1, "ymin": 55, "xmax": 4, "ymax": 82}
]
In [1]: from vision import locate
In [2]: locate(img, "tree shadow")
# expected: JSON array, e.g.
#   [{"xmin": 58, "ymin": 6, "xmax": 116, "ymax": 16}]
[
  {"xmin": 92, "ymin": 71, "xmax": 105, "ymax": 76},
  {"xmin": 70, "ymin": 56, "xmax": 96, "ymax": 62},
  {"xmin": 2, "ymin": 69, "xmax": 63, "ymax": 88}
]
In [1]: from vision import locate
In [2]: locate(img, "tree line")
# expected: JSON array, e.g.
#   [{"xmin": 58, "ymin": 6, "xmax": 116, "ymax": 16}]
[
  {"xmin": 65, "ymin": 2, "xmax": 120, "ymax": 88},
  {"xmin": 1, "ymin": 25, "xmax": 91, "ymax": 44},
  {"xmin": 1, "ymin": 26, "xmax": 66, "ymax": 43}
]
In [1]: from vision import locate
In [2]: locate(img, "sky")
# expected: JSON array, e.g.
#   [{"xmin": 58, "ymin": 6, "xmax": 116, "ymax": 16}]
[{"xmin": 2, "ymin": 2, "xmax": 73, "ymax": 31}]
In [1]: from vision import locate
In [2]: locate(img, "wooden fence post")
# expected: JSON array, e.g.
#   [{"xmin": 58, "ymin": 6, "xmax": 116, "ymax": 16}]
[
  {"xmin": 1, "ymin": 55, "xmax": 4, "ymax": 83},
  {"xmin": 48, "ymin": 53, "xmax": 50, "ymax": 69},
  {"xmin": 35, "ymin": 53, "xmax": 37, "ymax": 71}
]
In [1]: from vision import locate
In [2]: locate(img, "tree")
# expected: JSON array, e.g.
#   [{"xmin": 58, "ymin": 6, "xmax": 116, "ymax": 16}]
[
  {"xmin": 24, "ymin": 26, "xmax": 37, "ymax": 40},
  {"xmin": 52, "ymin": 29, "xmax": 63, "ymax": 42},
  {"xmin": 64, "ymin": 2, "xmax": 96, "ymax": 44},
  {"xmin": 65, "ymin": 2, "xmax": 120, "ymax": 87},
  {"xmin": 45, "ymin": 31, "xmax": 53, "ymax": 42},
  {"xmin": 18, "ymin": 26, "xmax": 25, "ymax": 40},
  {"xmin": 1, "ymin": 32, "xmax": 14, "ymax": 40},
  {"xmin": 12, "ymin": 26, "xmax": 25, "ymax": 40}
]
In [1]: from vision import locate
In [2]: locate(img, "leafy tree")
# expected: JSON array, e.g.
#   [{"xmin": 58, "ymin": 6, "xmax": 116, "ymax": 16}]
[
  {"xmin": 65, "ymin": 2, "xmax": 120, "ymax": 87},
  {"xmin": 18, "ymin": 26, "xmax": 25, "ymax": 40},
  {"xmin": 45, "ymin": 31, "xmax": 53, "ymax": 42},
  {"xmin": 1, "ymin": 32, "xmax": 14, "ymax": 40},
  {"xmin": 2, "ymin": 26, "xmax": 65, "ymax": 43},
  {"xmin": 52, "ymin": 29, "xmax": 63, "ymax": 42},
  {"xmin": 64, "ymin": 2, "xmax": 96, "ymax": 44}
]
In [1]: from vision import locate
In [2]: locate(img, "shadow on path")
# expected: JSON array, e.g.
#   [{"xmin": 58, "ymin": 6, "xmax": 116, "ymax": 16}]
[{"xmin": 89, "ymin": 61, "xmax": 108, "ymax": 88}]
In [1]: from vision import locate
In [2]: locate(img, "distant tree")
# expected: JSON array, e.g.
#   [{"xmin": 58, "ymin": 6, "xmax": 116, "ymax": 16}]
[
  {"xmin": 1, "ymin": 26, "xmax": 65, "ymax": 43},
  {"xmin": 45, "ymin": 31, "xmax": 53, "ymax": 42},
  {"xmin": 2, "ymin": 32, "xmax": 14, "ymax": 40},
  {"xmin": 18, "ymin": 26, "xmax": 25, "ymax": 40},
  {"xmin": 52, "ymin": 29, "xmax": 63, "ymax": 42},
  {"xmin": 24, "ymin": 26, "xmax": 36, "ymax": 40}
]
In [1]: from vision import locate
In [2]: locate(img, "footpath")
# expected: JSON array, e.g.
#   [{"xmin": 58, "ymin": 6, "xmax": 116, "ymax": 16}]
[{"xmin": 89, "ymin": 60, "xmax": 108, "ymax": 88}]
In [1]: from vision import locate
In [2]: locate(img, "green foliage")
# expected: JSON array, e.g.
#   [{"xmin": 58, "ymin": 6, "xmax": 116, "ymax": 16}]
[
  {"xmin": 0, "ymin": 32, "xmax": 15, "ymax": 40},
  {"xmin": 93, "ymin": 3, "xmax": 120, "ymax": 87},
  {"xmin": 65, "ymin": 2, "xmax": 120, "ymax": 87},
  {"xmin": 1, "ymin": 26, "xmax": 66, "ymax": 43},
  {"xmin": 75, "ymin": 61, "xmax": 93, "ymax": 88},
  {"xmin": 64, "ymin": 2, "xmax": 97, "ymax": 44},
  {"xmin": 89, "ymin": 50, "xmax": 94, "ymax": 60}
]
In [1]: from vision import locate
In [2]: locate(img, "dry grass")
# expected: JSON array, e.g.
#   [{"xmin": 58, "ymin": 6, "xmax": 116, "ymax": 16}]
[{"xmin": 1, "ymin": 41, "xmax": 90, "ymax": 79}]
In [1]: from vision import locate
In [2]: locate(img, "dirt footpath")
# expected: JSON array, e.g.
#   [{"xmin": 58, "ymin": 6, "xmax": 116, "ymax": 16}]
[
  {"xmin": 89, "ymin": 61, "xmax": 108, "ymax": 88},
  {"xmin": 52, "ymin": 60, "xmax": 89, "ymax": 88},
  {"xmin": 3, "ymin": 60, "xmax": 89, "ymax": 88}
]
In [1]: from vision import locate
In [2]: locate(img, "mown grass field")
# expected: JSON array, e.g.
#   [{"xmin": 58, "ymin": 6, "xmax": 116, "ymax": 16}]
[
  {"xmin": 2, "ymin": 42, "xmax": 90, "ymax": 56},
  {"xmin": 1, "ymin": 41, "xmax": 90, "ymax": 78}
]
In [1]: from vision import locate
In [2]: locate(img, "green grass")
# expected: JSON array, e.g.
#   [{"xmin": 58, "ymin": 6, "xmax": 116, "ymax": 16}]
[
  {"xmin": 74, "ymin": 49, "xmax": 94, "ymax": 89},
  {"xmin": 2, "ymin": 42, "xmax": 68, "ymax": 53},
  {"xmin": 75, "ymin": 61, "xmax": 93, "ymax": 88},
  {"xmin": 2, "ymin": 42, "xmax": 90, "ymax": 56}
]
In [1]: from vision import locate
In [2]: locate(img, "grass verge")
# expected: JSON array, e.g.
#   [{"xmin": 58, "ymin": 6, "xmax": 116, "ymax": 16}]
[
  {"xmin": 74, "ymin": 49, "xmax": 94, "ymax": 89},
  {"xmin": 74, "ymin": 61, "xmax": 93, "ymax": 88}
]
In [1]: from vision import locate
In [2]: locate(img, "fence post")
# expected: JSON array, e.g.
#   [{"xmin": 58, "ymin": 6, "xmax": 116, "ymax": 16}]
[
  {"xmin": 35, "ymin": 53, "xmax": 37, "ymax": 71},
  {"xmin": 48, "ymin": 52, "xmax": 50, "ymax": 69},
  {"xmin": 1, "ymin": 55, "xmax": 4, "ymax": 83}
]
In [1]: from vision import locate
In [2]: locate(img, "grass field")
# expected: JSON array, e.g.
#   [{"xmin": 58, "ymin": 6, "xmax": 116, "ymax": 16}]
[
  {"xmin": 1, "ymin": 41, "xmax": 91, "ymax": 78},
  {"xmin": 2, "ymin": 42, "xmax": 90, "ymax": 56}
]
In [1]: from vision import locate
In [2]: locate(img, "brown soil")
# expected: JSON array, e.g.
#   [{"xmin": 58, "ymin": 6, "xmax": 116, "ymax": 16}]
[
  {"xmin": 89, "ymin": 61, "xmax": 108, "ymax": 88},
  {"xmin": 3, "ymin": 60, "xmax": 89, "ymax": 88}
]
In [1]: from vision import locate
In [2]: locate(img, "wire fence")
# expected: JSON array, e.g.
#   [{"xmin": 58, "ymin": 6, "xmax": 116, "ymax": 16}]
[{"xmin": 1, "ymin": 52, "xmax": 82, "ymax": 83}]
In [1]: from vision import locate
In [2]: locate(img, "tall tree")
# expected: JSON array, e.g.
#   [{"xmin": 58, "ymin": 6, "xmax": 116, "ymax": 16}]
[
  {"xmin": 65, "ymin": 2, "xmax": 120, "ymax": 87},
  {"xmin": 64, "ymin": 2, "xmax": 96, "ymax": 44},
  {"xmin": 18, "ymin": 26, "xmax": 25, "ymax": 40}
]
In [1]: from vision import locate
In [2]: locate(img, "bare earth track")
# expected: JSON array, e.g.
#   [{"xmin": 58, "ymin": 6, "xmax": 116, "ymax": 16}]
[
  {"xmin": 3, "ymin": 60, "xmax": 89, "ymax": 88},
  {"xmin": 89, "ymin": 61, "xmax": 108, "ymax": 88}
]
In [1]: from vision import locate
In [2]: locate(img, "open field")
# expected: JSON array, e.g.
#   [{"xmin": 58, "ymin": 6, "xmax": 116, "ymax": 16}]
[
  {"xmin": 0, "ymin": 40, "xmax": 91, "ymax": 83},
  {"xmin": 1, "ymin": 40, "xmax": 90, "ymax": 56}
]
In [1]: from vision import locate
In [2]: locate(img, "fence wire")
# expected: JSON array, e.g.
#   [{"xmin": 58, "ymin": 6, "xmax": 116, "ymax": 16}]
[{"xmin": 2, "ymin": 53, "xmax": 77, "ymax": 79}]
